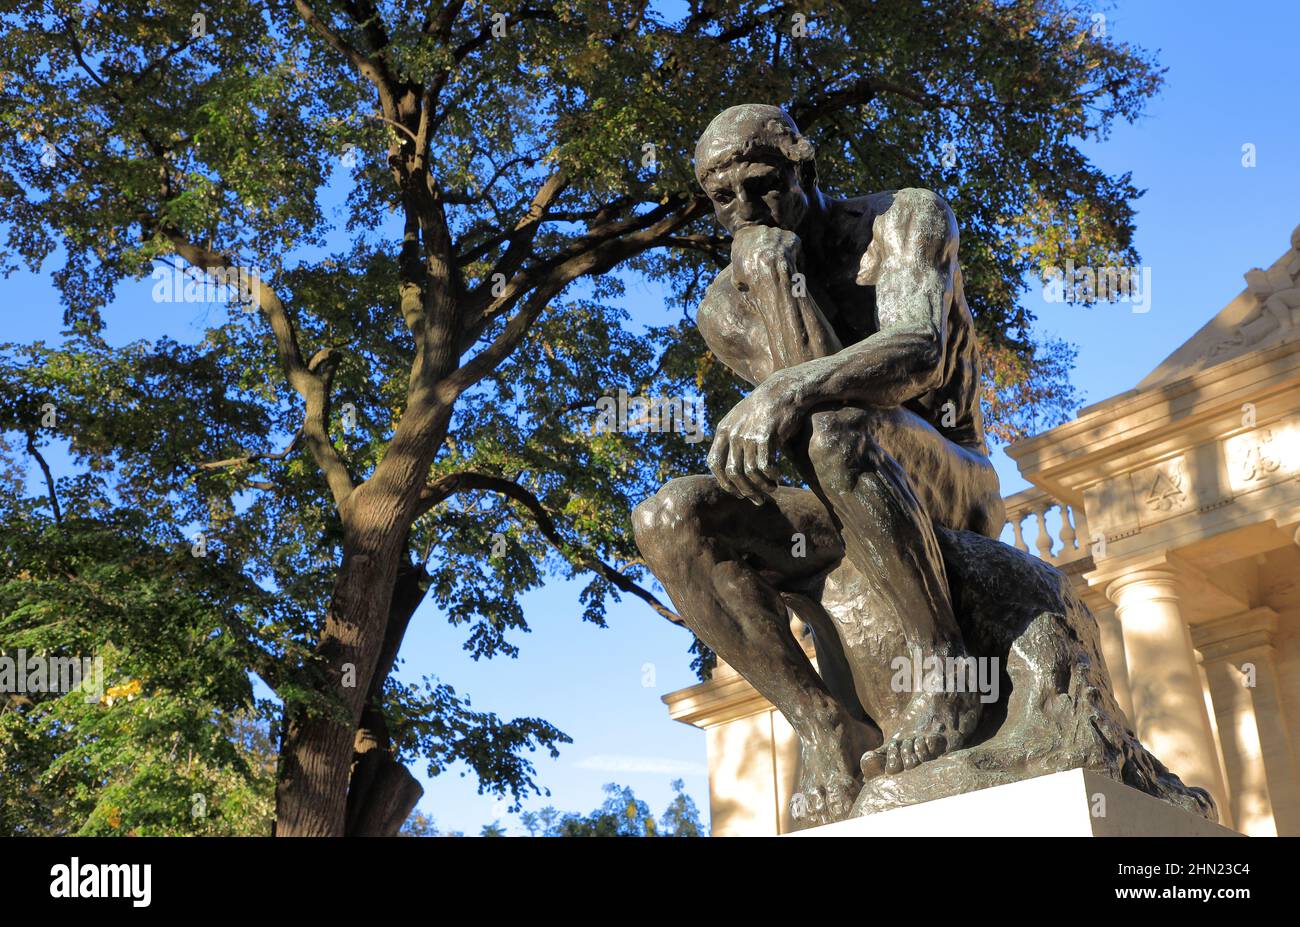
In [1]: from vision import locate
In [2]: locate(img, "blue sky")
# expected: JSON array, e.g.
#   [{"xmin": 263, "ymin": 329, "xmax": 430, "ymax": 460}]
[{"xmin": 3, "ymin": 1, "xmax": 1298, "ymax": 835}]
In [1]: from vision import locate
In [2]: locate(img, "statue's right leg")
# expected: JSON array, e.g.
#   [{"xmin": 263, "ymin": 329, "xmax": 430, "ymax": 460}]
[{"xmin": 633, "ymin": 474, "xmax": 876, "ymax": 826}]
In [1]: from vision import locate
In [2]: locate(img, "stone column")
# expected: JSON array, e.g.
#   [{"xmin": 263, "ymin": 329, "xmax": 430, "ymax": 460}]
[
  {"xmin": 1107, "ymin": 569, "xmax": 1231, "ymax": 821},
  {"xmin": 1082, "ymin": 587, "xmax": 1134, "ymax": 723},
  {"xmin": 1192, "ymin": 608, "xmax": 1300, "ymax": 836}
]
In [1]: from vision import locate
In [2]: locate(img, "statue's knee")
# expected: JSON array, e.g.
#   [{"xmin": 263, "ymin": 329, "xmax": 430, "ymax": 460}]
[
  {"xmin": 805, "ymin": 409, "xmax": 883, "ymax": 494},
  {"xmin": 696, "ymin": 296, "xmax": 731, "ymax": 345},
  {"xmin": 631, "ymin": 494, "xmax": 669, "ymax": 548},
  {"xmin": 632, "ymin": 477, "xmax": 709, "ymax": 560}
]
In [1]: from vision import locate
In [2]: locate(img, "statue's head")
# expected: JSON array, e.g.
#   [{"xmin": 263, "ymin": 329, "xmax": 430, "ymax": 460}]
[{"xmin": 695, "ymin": 104, "xmax": 818, "ymax": 235}]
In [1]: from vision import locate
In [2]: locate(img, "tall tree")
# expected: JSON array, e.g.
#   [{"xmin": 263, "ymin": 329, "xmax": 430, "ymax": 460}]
[{"xmin": 0, "ymin": 0, "xmax": 1161, "ymax": 835}]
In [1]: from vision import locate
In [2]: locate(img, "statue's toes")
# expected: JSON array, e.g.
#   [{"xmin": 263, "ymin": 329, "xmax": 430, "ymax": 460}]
[
  {"xmin": 863, "ymin": 732, "xmax": 952, "ymax": 777},
  {"xmin": 791, "ymin": 789, "xmax": 819, "ymax": 823},
  {"xmin": 885, "ymin": 739, "xmax": 905, "ymax": 774},
  {"xmin": 861, "ymin": 749, "xmax": 887, "ymax": 780},
  {"xmin": 814, "ymin": 788, "xmax": 839, "ymax": 825},
  {"xmin": 923, "ymin": 734, "xmax": 948, "ymax": 759}
]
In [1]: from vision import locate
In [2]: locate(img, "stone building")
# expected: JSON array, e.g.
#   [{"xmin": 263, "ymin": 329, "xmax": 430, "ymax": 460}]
[{"xmin": 664, "ymin": 225, "xmax": 1300, "ymax": 837}]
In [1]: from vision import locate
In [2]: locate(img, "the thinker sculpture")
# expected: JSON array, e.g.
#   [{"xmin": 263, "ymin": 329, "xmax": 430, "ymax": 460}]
[{"xmin": 634, "ymin": 104, "xmax": 1217, "ymax": 829}]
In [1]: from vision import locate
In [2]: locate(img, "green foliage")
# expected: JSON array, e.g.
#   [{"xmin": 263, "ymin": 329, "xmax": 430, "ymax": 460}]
[
  {"xmin": 386, "ymin": 674, "xmax": 570, "ymax": 810},
  {"xmin": 399, "ymin": 809, "xmax": 462, "ymax": 836},
  {"xmin": 0, "ymin": 498, "xmax": 277, "ymax": 835},
  {"xmin": 981, "ymin": 336, "xmax": 1083, "ymax": 444}
]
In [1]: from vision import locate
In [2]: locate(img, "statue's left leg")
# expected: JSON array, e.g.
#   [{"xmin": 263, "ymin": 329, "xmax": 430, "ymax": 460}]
[{"xmin": 793, "ymin": 404, "xmax": 1003, "ymax": 778}]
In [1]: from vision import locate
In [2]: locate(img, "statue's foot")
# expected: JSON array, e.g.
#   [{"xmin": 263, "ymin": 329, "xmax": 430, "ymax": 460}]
[
  {"xmin": 790, "ymin": 773, "xmax": 857, "ymax": 829},
  {"xmin": 790, "ymin": 717, "xmax": 878, "ymax": 828},
  {"xmin": 860, "ymin": 689, "xmax": 980, "ymax": 780}
]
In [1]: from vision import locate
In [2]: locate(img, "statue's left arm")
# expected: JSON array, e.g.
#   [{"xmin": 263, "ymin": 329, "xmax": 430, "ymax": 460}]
[
  {"xmin": 784, "ymin": 187, "xmax": 957, "ymax": 411},
  {"xmin": 707, "ymin": 188, "xmax": 958, "ymax": 499}
]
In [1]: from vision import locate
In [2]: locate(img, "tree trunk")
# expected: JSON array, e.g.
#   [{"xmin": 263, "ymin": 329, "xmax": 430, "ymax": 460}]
[
  {"xmin": 345, "ymin": 560, "xmax": 429, "ymax": 836},
  {"xmin": 274, "ymin": 512, "xmax": 408, "ymax": 835},
  {"xmin": 274, "ymin": 398, "xmax": 453, "ymax": 836},
  {"xmin": 345, "ymin": 707, "xmax": 424, "ymax": 835}
]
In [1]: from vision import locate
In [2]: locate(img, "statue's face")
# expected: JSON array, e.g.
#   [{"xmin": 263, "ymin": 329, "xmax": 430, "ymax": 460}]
[{"xmin": 702, "ymin": 157, "xmax": 808, "ymax": 235}]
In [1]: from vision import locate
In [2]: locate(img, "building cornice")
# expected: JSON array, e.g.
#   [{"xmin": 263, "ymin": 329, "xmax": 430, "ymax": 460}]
[
  {"xmin": 664, "ymin": 642, "xmax": 817, "ymax": 729},
  {"xmin": 1006, "ymin": 337, "xmax": 1300, "ymax": 499}
]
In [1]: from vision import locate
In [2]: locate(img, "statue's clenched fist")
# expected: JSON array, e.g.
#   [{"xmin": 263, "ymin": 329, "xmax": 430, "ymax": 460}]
[{"xmin": 730, "ymin": 224, "xmax": 802, "ymax": 292}]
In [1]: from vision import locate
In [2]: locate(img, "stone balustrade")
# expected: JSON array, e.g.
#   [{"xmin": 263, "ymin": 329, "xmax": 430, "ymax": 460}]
[{"xmin": 1002, "ymin": 486, "xmax": 1092, "ymax": 566}]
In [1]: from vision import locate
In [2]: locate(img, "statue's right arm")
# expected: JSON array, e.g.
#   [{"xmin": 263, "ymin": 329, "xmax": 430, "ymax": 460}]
[
  {"xmin": 698, "ymin": 258, "xmax": 844, "ymax": 390},
  {"xmin": 696, "ymin": 267, "xmax": 775, "ymax": 388}
]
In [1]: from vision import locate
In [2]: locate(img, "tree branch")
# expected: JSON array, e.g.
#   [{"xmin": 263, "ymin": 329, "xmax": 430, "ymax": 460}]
[
  {"xmin": 458, "ymin": 193, "xmax": 687, "ymax": 352},
  {"xmin": 417, "ymin": 472, "xmax": 682, "ymax": 625},
  {"xmin": 447, "ymin": 193, "xmax": 706, "ymax": 395},
  {"xmin": 790, "ymin": 75, "xmax": 943, "ymax": 128},
  {"xmin": 198, "ymin": 431, "xmax": 302, "ymax": 473},
  {"xmin": 24, "ymin": 429, "xmax": 62, "ymax": 524},
  {"xmin": 293, "ymin": 0, "xmax": 403, "ymax": 119},
  {"xmin": 162, "ymin": 240, "xmax": 355, "ymax": 507},
  {"xmin": 462, "ymin": 170, "xmax": 569, "ymax": 318}
]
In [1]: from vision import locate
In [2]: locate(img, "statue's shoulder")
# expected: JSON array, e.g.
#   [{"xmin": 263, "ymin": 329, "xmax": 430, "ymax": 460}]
[
  {"xmin": 841, "ymin": 189, "xmax": 960, "ymax": 272},
  {"xmin": 824, "ymin": 190, "xmax": 924, "ymax": 252},
  {"xmin": 835, "ymin": 186, "xmax": 955, "ymax": 222},
  {"xmin": 874, "ymin": 189, "xmax": 958, "ymax": 240}
]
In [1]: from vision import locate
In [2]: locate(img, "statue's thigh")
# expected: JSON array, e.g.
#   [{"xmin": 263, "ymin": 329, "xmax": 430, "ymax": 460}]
[
  {"xmin": 808, "ymin": 406, "xmax": 1000, "ymax": 533},
  {"xmin": 671, "ymin": 474, "xmax": 844, "ymax": 587}
]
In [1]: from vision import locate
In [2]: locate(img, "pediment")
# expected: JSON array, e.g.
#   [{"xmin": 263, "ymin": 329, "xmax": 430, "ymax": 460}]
[{"xmin": 1138, "ymin": 224, "xmax": 1300, "ymax": 389}]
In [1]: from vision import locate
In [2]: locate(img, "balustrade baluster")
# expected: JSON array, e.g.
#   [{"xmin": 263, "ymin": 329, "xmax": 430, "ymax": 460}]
[
  {"xmin": 1059, "ymin": 503, "xmax": 1078, "ymax": 552},
  {"xmin": 1010, "ymin": 513, "xmax": 1027, "ymax": 553},
  {"xmin": 1034, "ymin": 504, "xmax": 1054, "ymax": 561}
]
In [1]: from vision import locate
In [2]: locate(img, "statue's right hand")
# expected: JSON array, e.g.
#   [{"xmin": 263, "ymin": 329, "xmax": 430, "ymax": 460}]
[
  {"xmin": 730, "ymin": 225, "xmax": 801, "ymax": 292},
  {"xmin": 707, "ymin": 376, "xmax": 801, "ymax": 505}
]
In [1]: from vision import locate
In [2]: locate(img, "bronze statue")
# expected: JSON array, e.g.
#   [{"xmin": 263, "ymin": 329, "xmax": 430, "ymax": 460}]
[{"xmin": 634, "ymin": 104, "xmax": 1216, "ymax": 828}]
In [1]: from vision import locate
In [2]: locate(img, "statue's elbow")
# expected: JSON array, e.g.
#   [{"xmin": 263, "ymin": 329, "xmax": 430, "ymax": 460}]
[{"xmin": 912, "ymin": 339, "xmax": 946, "ymax": 392}]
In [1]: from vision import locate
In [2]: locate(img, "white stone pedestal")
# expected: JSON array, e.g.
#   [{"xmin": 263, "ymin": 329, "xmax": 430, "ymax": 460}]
[{"xmin": 786, "ymin": 769, "xmax": 1242, "ymax": 837}]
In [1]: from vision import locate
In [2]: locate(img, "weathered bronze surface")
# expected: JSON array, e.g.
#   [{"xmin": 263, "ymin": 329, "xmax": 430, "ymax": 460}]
[{"xmin": 634, "ymin": 104, "xmax": 1215, "ymax": 828}]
